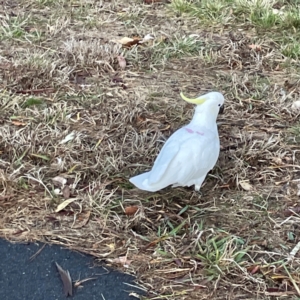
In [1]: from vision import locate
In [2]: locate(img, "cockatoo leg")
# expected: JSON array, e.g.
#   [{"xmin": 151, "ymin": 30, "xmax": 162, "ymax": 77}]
[{"xmin": 194, "ymin": 175, "xmax": 206, "ymax": 192}]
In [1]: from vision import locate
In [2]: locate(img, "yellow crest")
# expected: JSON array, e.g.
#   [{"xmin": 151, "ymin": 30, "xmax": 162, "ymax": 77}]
[{"xmin": 180, "ymin": 92, "xmax": 206, "ymax": 104}]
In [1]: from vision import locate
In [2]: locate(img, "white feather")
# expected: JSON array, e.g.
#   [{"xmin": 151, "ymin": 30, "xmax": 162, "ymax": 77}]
[{"xmin": 129, "ymin": 92, "xmax": 224, "ymax": 192}]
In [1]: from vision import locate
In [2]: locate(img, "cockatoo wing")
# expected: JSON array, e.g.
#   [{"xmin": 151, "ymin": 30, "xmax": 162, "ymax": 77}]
[
  {"xmin": 130, "ymin": 127, "xmax": 219, "ymax": 191},
  {"xmin": 171, "ymin": 135, "xmax": 219, "ymax": 185},
  {"xmin": 149, "ymin": 128, "xmax": 218, "ymax": 184}
]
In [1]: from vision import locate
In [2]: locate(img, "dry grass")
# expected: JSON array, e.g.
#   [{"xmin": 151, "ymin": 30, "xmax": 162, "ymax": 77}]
[{"xmin": 1, "ymin": 0, "xmax": 300, "ymax": 299}]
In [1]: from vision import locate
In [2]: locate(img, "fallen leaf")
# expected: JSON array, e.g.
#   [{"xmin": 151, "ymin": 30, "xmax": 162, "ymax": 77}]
[
  {"xmin": 143, "ymin": 236, "xmax": 168, "ymax": 250},
  {"xmin": 55, "ymin": 198, "xmax": 78, "ymax": 212},
  {"xmin": 72, "ymin": 211, "xmax": 91, "ymax": 229},
  {"xmin": 117, "ymin": 55, "xmax": 126, "ymax": 69},
  {"xmin": 11, "ymin": 120, "xmax": 27, "ymax": 126},
  {"xmin": 52, "ymin": 176, "xmax": 67, "ymax": 187},
  {"xmin": 116, "ymin": 36, "xmax": 141, "ymax": 48},
  {"xmin": 248, "ymin": 44, "xmax": 261, "ymax": 51},
  {"xmin": 62, "ymin": 185, "xmax": 70, "ymax": 199},
  {"xmin": 125, "ymin": 206, "xmax": 139, "ymax": 216},
  {"xmin": 239, "ymin": 181, "xmax": 253, "ymax": 191},
  {"xmin": 247, "ymin": 265, "xmax": 260, "ymax": 274},
  {"xmin": 55, "ymin": 262, "xmax": 73, "ymax": 297}
]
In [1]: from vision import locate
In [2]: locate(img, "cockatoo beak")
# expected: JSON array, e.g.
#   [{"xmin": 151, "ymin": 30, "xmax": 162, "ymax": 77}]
[{"xmin": 180, "ymin": 92, "xmax": 206, "ymax": 105}]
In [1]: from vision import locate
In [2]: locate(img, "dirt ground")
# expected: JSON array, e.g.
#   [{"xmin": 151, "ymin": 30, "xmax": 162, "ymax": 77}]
[{"xmin": 1, "ymin": 0, "xmax": 300, "ymax": 299}]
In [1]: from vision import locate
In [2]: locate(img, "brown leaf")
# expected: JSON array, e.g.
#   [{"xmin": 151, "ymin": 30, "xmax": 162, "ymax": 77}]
[
  {"xmin": 248, "ymin": 44, "xmax": 261, "ymax": 51},
  {"xmin": 247, "ymin": 265, "xmax": 260, "ymax": 274},
  {"xmin": 117, "ymin": 55, "xmax": 126, "ymax": 69},
  {"xmin": 62, "ymin": 185, "xmax": 70, "ymax": 199},
  {"xmin": 55, "ymin": 262, "xmax": 73, "ymax": 296},
  {"xmin": 143, "ymin": 236, "xmax": 168, "ymax": 250},
  {"xmin": 72, "ymin": 211, "xmax": 91, "ymax": 229},
  {"xmin": 125, "ymin": 206, "xmax": 139, "ymax": 216},
  {"xmin": 55, "ymin": 198, "xmax": 78, "ymax": 212},
  {"xmin": 11, "ymin": 120, "xmax": 27, "ymax": 126},
  {"xmin": 116, "ymin": 37, "xmax": 141, "ymax": 48}
]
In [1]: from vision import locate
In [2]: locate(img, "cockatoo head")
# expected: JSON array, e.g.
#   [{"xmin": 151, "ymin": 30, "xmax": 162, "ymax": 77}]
[{"xmin": 180, "ymin": 91, "xmax": 225, "ymax": 116}]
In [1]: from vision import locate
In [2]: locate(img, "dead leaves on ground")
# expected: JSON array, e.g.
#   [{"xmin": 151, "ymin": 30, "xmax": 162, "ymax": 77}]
[
  {"xmin": 10, "ymin": 120, "xmax": 27, "ymax": 126},
  {"xmin": 114, "ymin": 34, "xmax": 154, "ymax": 48},
  {"xmin": 116, "ymin": 36, "xmax": 141, "ymax": 48},
  {"xmin": 248, "ymin": 44, "xmax": 262, "ymax": 51},
  {"xmin": 55, "ymin": 262, "xmax": 97, "ymax": 297},
  {"xmin": 46, "ymin": 210, "xmax": 91, "ymax": 229},
  {"xmin": 247, "ymin": 264, "xmax": 300, "ymax": 296},
  {"xmin": 55, "ymin": 262, "xmax": 73, "ymax": 297},
  {"xmin": 72, "ymin": 211, "xmax": 91, "ymax": 229},
  {"xmin": 124, "ymin": 205, "xmax": 139, "ymax": 216},
  {"xmin": 55, "ymin": 199, "xmax": 79, "ymax": 212}
]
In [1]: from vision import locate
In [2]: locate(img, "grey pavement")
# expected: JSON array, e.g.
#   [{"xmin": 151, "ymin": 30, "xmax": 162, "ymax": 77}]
[{"xmin": 0, "ymin": 239, "xmax": 146, "ymax": 300}]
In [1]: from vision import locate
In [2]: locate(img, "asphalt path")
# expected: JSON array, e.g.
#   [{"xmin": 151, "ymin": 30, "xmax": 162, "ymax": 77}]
[{"xmin": 0, "ymin": 239, "xmax": 145, "ymax": 300}]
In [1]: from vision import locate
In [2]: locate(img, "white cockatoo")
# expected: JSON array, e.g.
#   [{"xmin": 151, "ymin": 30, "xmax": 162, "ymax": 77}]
[{"xmin": 129, "ymin": 91, "xmax": 225, "ymax": 192}]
